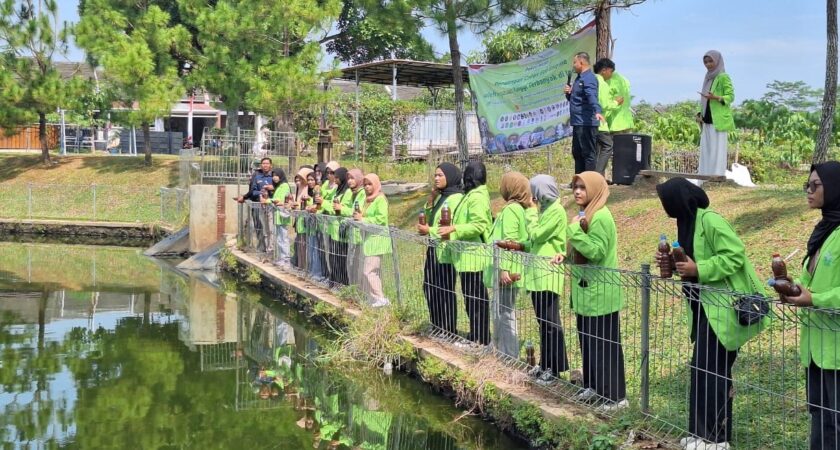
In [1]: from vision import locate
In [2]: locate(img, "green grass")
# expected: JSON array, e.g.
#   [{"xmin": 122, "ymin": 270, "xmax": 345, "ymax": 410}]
[{"xmin": 0, "ymin": 153, "xmax": 181, "ymax": 224}]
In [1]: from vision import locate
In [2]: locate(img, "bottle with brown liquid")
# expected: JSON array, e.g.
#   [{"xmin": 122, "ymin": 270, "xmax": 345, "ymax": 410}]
[
  {"xmin": 770, "ymin": 253, "xmax": 801, "ymax": 297},
  {"xmin": 496, "ymin": 240, "xmax": 524, "ymax": 251},
  {"xmin": 525, "ymin": 341, "xmax": 536, "ymax": 367},
  {"xmin": 418, "ymin": 211, "xmax": 426, "ymax": 225},
  {"xmin": 439, "ymin": 202, "xmax": 451, "ymax": 240},
  {"xmin": 658, "ymin": 234, "xmax": 673, "ymax": 278},
  {"xmin": 573, "ymin": 211, "xmax": 588, "ymax": 265},
  {"xmin": 672, "ymin": 241, "xmax": 687, "ymax": 263},
  {"xmin": 353, "ymin": 201, "xmax": 361, "ymax": 214}
]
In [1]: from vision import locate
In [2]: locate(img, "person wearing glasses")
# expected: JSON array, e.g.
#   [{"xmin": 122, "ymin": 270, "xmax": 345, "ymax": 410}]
[{"xmin": 783, "ymin": 162, "xmax": 840, "ymax": 450}]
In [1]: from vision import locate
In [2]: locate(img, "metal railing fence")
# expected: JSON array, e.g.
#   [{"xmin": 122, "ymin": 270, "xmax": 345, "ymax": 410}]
[{"xmin": 238, "ymin": 202, "xmax": 829, "ymax": 449}]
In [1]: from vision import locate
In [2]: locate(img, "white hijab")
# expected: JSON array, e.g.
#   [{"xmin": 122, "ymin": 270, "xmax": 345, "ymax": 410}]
[{"xmin": 701, "ymin": 50, "xmax": 725, "ymax": 113}]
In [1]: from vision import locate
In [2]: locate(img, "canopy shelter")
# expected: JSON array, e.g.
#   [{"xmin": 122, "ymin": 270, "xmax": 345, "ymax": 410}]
[{"xmin": 333, "ymin": 59, "xmax": 471, "ymax": 160}]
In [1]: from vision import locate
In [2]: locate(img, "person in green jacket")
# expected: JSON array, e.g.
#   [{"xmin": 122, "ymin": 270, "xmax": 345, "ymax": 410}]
[
  {"xmin": 417, "ymin": 163, "xmax": 463, "ymax": 335},
  {"xmin": 291, "ymin": 167, "xmax": 314, "ymax": 270},
  {"xmin": 696, "ymin": 50, "xmax": 735, "ymax": 183},
  {"xmin": 594, "ymin": 58, "xmax": 634, "ymax": 179},
  {"xmin": 782, "ymin": 162, "xmax": 840, "ymax": 450},
  {"xmin": 268, "ymin": 168, "xmax": 292, "ymax": 267},
  {"xmin": 344, "ymin": 169, "xmax": 368, "ymax": 288},
  {"xmin": 304, "ymin": 171, "xmax": 326, "ymax": 282},
  {"xmin": 322, "ymin": 167, "xmax": 351, "ymax": 287},
  {"xmin": 555, "ymin": 171, "xmax": 626, "ymax": 411},
  {"xmin": 486, "ymin": 171, "xmax": 532, "ymax": 358},
  {"xmin": 354, "ymin": 173, "xmax": 391, "ymax": 308},
  {"xmin": 315, "ymin": 161, "xmax": 340, "ymax": 283},
  {"xmin": 437, "ymin": 161, "xmax": 492, "ymax": 345},
  {"xmin": 523, "ymin": 174, "xmax": 569, "ymax": 386},
  {"xmin": 654, "ymin": 177, "xmax": 768, "ymax": 449}
]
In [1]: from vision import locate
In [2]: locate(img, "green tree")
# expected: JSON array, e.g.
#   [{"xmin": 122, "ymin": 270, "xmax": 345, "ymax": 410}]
[
  {"xmin": 323, "ymin": 0, "xmax": 436, "ymax": 65},
  {"xmin": 466, "ymin": 23, "xmax": 577, "ymax": 64},
  {"xmin": 761, "ymin": 80, "xmax": 823, "ymax": 112},
  {"xmin": 0, "ymin": 0, "xmax": 85, "ymax": 163},
  {"xmin": 75, "ymin": 0, "xmax": 189, "ymax": 165},
  {"xmin": 177, "ymin": 0, "xmax": 340, "ymax": 134},
  {"xmin": 815, "ymin": 0, "xmax": 838, "ymax": 164}
]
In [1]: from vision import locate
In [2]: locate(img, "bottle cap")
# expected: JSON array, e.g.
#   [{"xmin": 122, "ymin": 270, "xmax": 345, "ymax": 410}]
[
  {"xmin": 767, "ymin": 278, "xmax": 776, "ymax": 286},
  {"xmin": 672, "ymin": 241, "xmax": 681, "ymax": 248},
  {"xmin": 578, "ymin": 211, "xmax": 585, "ymax": 217},
  {"xmin": 660, "ymin": 234, "xmax": 667, "ymax": 240}
]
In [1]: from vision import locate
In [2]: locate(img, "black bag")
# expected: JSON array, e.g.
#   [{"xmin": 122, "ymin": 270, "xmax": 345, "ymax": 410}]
[{"xmin": 733, "ymin": 293, "xmax": 769, "ymax": 326}]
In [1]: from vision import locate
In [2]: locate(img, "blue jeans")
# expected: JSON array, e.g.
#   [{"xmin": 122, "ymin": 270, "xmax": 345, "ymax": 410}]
[{"xmin": 307, "ymin": 234, "xmax": 324, "ymax": 279}]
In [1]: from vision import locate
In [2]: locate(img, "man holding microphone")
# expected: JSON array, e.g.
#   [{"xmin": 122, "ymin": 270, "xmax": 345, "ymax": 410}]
[{"xmin": 565, "ymin": 52, "xmax": 605, "ymax": 175}]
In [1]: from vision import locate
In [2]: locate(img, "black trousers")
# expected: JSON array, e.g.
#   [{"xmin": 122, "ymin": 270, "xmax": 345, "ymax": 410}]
[
  {"xmin": 423, "ymin": 247, "xmax": 457, "ymax": 335},
  {"xmin": 319, "ymin": 232, "xmax": 331, "ymax": 281},
  {"xmin": 808, "ymin": 361, "xmax": 840, "ymax": 450},
  {"xmin": 329, "ymin": 239, "xmax": 349, "ymax": 286},
  {"xmin": 577, "ymin": 311, "xmax": 626, "ymax": 402},
  {"xmin": 460, "ymin": 271, "xmax": 490, "ymax": 345},
  {"xmin": 572, "ymin": 125, "xmax": 598, "ymax": 174},
  {"xmin": 251, "ymin": 208, "xmax": 267, "ymax": 253},
  {"xmin": 595, "ymin": 131, "xmax": 614, "ymax": 177},
  {"xmin": 531, "ymin": 291, "xmax": 569, "ymax": 376},
  {"xmin": 293, "ymin": 233, "xmax": 306, "ymax": 269},
  {"xmin": 688, "ymin": 301, "xmax": 737, "ymax": 444}
]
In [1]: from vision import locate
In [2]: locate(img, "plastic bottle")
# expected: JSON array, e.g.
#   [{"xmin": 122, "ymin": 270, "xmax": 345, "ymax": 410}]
[
  {"xmin": 439, "ymin": 202, "xmax": 451, "ymax": 240},
  {"xmin": 672, "ymin": 241, "xmax": 687, "ymax": 263},
  {"xmin": 658, "ymin": 234, "xmax": 673, "ymax": 278},
  {"xmin": 525, "ymin": 341, "xmax": 536, "ymax": 367},
  {"xmin": 770, "ymin": 253, "xmax": 802, "ymax": 297},
  {"xmin": 496, "ymin": 240, "xmax": 524, "ymax": 251},
  {"xmin": 572, "ymin": 211, "xmax": 588, "ymax": 265},
  {"xmin": 418, "ymin": 211, "xmax": 426, "ymax": 225},
  {"xmin": 353, "ymin": 201, "xmax": 360, "ymax": 214}
]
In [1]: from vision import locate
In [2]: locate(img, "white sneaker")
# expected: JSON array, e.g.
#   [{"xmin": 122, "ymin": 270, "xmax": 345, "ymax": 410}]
[
  {"xmin": 679, "ymin": 436, "xmax": 698, "ymax": 448},
  {"xmin": 686, "ymin": 441, "xmax": 730, "ymax": 450},
  {"xmin": 596, "ymin": 399, "xmax": 629, "ymax": 413},
  {"xmin": 371, "ymin": 298, "xmax": 391, "ymax": 308},
  {"xmin": 574, "ymin": 387, "xmax": 597, "ymax": 402},
  {"xmin": 527, "ymin": 365, "xmax": 542, "ymax": 377}
]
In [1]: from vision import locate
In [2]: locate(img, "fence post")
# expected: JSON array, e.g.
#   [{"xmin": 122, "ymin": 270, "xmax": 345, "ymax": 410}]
[
  {"xmin": 388, "ymin": 226, "xmax": 403, "ymax": 305},
  {"xmin": 92, "ymin": 184, "xmax": 97, "ymax": 221},
  {"xmin": 27, "ymin": 183, "xmax": 32, "ymax": 219},
  {"xmin": 160, "ymin": 188, "xmax": 165, "ymax": 224},
  {"xmin": 640, "ymin": 263, "xmax": 652, "ymax": 415}
]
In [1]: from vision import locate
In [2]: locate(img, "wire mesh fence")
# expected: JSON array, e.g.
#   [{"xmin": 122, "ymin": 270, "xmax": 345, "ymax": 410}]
[
  {"xmin": 159, "ymin": 187, "xmax": 189, "ymax": 229},
  {"xmin": 192, "ymin": 129, "xmax": 299, "ymax": 185},
  {"xmin": 0, "ymin": 183, "xmax": 164, "ymax": 223},
  {"xmin": 237, "ymin": 202, "xmax": 828, "ymax": 449}
]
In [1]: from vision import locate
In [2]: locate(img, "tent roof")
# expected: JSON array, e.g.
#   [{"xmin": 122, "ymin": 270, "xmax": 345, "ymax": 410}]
[{"xmin": 335, "ymin": 59, "xmax": 469, "ymax": 88}]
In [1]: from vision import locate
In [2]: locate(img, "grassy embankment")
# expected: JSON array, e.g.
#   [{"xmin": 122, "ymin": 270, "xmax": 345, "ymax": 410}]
[{"xmin": 0, "ymin": 153, "xmax": 181, "ymax": 223}]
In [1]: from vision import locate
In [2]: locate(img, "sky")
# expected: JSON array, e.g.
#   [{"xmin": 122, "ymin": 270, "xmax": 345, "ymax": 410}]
[{"xmin": 56, "ymin": 0, "xmax": 828, "ymax": 105}]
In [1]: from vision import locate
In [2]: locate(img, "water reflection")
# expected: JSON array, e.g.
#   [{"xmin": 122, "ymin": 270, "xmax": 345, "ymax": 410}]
[{"xmin": 0, "ymin": 243, "xmax": 526, "ymax": 449}]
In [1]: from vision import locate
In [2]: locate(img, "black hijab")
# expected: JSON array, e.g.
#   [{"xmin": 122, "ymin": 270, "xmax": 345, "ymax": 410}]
[
  {"xmin": 463, "ymin": 161, "xmax": 487, "ymax": 193},
  {"xmin": 431, "ymin": 162, "xmax": 463, "ymax": 220},
  {"xmin": 334, "ymin": 168, "xmax": 349, "ymax": 197},
  {"xmin": 806, "ymin": 161, "xmax": 840, "ymax": 263},
  {"xmin": 272, "ymin": 168, "xmax": 287, "ymax": 186},
  {"xmin": 656, "ymin": 178, "xmax": 710, "ymax": 259}
]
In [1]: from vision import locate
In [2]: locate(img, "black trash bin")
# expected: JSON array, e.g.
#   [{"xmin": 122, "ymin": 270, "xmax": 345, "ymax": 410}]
[{"xmin": 611, "ymin": 133, "xmax": 652, "ymax": 185}]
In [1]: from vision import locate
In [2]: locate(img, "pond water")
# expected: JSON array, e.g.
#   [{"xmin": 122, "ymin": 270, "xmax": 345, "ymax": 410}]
[{"xmin": 0, "ymin": 242, "xmax": 527, "ymax": 449}]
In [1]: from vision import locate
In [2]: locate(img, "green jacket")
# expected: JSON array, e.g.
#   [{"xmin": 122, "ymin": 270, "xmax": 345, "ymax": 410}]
[
  {"xmin": 692, "ymin": 209, "xmax": 768, "ymax": 351},
  {"xmin": 484, "ymin": 203, "xmax": 529, "ymax": 289},
  {"xmin": 270, "ymin": 182, "xmax": 292, "ymax": 226},
  {"xmin": 361, "ymin": 195, "xmax": 391, "ymax": 256},
  {"xmin": 450, "ymin": 186, "xmax": 492, "ymax": 272},
  {"xmin": 798, "ymin": 228, "xmax": 840, "ymax": 369},
  {"xmin": 322, "ymin": 188, "xmax": 355, "ymax": 242},
  {"xmin": 605, "ymin": 72, "xmax": 634, "ymax": 132},
  {"xmin": 569, "ymin": 207, "xmax": 623, "ymax": 316},
  {"xmin": 525, "ymin": 200, "xmax": 567, "ymax": 294},
  {"xmin": 426, "ymin": 193, "xmax": 464, "ymax": 264},
  {"xmin": 702, "ymin": 73, "xmax": 735, "ymax": 132},
  {"xmin": 596, "ymin": 74, "xmax": 618, "ymax": 133}
]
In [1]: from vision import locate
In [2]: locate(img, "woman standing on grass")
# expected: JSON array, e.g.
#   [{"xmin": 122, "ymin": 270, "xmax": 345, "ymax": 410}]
[
  {"xmin": 292, "ymin": 167, "xmax": 314, "ymax": 270},
  {"xmin": 353, "ymin": 173, "xmax": 391, "ymax": 307},
  {"xmin": 553, "ymin": 171, "xmax": 626, "ymax": 412},
  {"xmin": 696, "ymin": 50, "xmax": 735, "ymax": 182},
  {"xmin": 486, "ymin": 171, "xmax": 532, "ymax": 358},
  {"xmin": 782, "ymin": 162, "xmax": 840, "ymax": 450},
  {"xmin": 654, "ymin": 177, "xmax": 768, "ymax": 449},
  {"xmin": 437, "ymin": 161, "xmax": 492, "ymax": 345},
  {"xmin": 418, "ymin": 163, "xmax": 464, "ymax": 335},
  {"xmin": 524, "ymin": 174, "xmax": 569, "ymax": 386}
]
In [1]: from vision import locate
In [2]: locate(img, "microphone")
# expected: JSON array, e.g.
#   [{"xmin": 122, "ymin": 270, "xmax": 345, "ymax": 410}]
[{"xmin": 566, "ymin": 72, "xmax": 572, "ymax": 86}]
